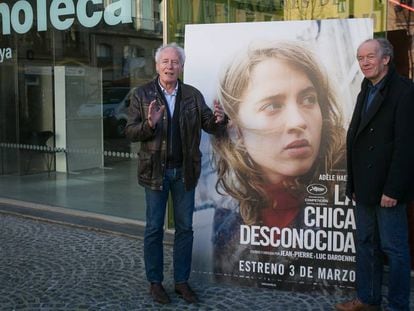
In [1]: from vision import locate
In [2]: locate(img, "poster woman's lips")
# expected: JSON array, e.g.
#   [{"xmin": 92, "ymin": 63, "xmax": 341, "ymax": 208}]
[
  {"xmin": 284, "ymin": 139, "xmax": 312, "ymax": 158},
  {"xmin": 285, "ymin": 139, "xmax": 310, "ymax": 149}
]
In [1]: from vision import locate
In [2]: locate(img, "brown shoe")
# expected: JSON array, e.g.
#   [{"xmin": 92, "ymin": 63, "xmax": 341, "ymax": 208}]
[
  {"xmin": 335, "ymin": 298, "xmax": 380, "ymax": 311},
  {"xmin": 149, "ymin": 283, "xmax": 171, "ymax": 304},
  {"xmin": 175, "ymin": 282, "xmax": 199, "ymax": 303}
]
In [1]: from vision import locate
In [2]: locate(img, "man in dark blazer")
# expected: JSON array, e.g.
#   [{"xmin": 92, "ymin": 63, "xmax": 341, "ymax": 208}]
[{"xmin": 336, "ymin": 38, "xmax": 414, "ymax": 311}]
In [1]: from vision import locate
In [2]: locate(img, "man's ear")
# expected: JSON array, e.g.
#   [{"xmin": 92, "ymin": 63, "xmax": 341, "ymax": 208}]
[{"xmin": 383, "ymin": 55, "xmax": 391, "ymax": 66}]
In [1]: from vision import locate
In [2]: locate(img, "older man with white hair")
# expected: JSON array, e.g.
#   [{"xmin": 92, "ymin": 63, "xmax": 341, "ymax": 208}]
[{"xmin": 126, "ymin": 43, "xmax": 227, "ymax": 305}]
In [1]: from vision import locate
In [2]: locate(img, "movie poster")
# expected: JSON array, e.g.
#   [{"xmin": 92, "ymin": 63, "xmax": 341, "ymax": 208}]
[{"xmin": 185, "ymin": 19, "xmax": 373, "ymax": 291}]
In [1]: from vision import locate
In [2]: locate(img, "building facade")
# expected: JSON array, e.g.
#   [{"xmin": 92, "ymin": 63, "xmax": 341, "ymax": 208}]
[{"xmin": 0, "ymin": 0, "xmax": 412, "ymax": 224}]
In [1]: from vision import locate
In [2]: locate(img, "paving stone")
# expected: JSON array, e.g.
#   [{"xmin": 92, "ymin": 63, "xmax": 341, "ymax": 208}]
[{"xmin": 0, "ymin": 213, "xmax": 413, "ymax": 310}]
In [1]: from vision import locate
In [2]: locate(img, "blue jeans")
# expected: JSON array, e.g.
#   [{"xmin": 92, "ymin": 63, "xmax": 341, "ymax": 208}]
[
  {"xmin": 144, "ymin": 168, "xmax": 195, "ymax": 284},
  {"xmin": 355, "ymin": 202, "xmax": 410, "ymax": 310}
]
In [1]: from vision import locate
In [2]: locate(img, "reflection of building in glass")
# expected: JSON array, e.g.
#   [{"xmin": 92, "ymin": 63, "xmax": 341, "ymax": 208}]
[
  {"xmin": 0, "ymin": 0, "xmax": 163, "ymax": 177},
  {"xmin": 132, "ymin": 0, "xmax": 163, "ymax": 32},
  {"xmin": 283, "ymin": 0, "xmax": 386, "ymax": 33},
  {"xmin": 387, "ymin": 1, "xmax": 414, "ymax": 79},
  {"xmin": 167, "ymin": 1, "xmax": 285, "ymax": 43}
]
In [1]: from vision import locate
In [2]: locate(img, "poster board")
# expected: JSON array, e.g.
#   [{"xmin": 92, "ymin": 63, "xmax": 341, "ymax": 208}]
[{"xmin": 185, "ymin": 19, "xmax": 373, "ymax": 291}]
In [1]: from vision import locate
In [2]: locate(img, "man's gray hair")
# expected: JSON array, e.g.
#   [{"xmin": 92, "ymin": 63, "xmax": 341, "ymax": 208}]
[
  {"xmin": 154, "ymin": 43, "xmax": 185, "ymax": 65},
  {"xmin": 359, "ymin": 38, "xmax": 394, "ymax": 61},
  {"xmin": 376, "ymin": 38, "xmax": 394, "ymax": 61}
]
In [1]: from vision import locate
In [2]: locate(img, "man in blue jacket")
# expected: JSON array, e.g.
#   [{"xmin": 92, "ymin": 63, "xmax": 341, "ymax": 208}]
[
  {"xmin": 126, "ymin": 43, "xmax": 227, "ymax": 304},
  {"xmin": 336, "ymin": 38, "xmax": 414, "ymax": 311}
]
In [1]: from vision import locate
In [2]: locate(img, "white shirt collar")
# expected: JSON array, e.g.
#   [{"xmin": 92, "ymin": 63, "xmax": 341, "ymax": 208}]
[{"xmin": 158, "ymin": 79, "xmax": 178, "ymax": 96}]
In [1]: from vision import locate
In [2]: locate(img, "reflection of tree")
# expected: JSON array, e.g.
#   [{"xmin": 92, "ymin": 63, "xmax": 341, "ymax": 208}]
[
  {"xmin": 284, "ymin": 0, "xmax": 329, "ymax": 20},
  {"xmin": 168, "ymin": 0, "xmax": 284, "ymax": 43},
  {"xmin": 392, "ymin": 2, "xmax": 413, "ymax": 79}
]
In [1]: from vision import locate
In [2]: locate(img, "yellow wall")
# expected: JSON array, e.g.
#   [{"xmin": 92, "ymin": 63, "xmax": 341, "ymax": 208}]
[{"xmin": 284, "ymin": 0, "xmax": 386, "ymax": 33}]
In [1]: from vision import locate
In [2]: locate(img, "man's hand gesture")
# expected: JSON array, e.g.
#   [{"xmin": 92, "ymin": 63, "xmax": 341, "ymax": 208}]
[
  {"xmin": 214, "ymin": 100, "xmax": 225, "ymax": 123},
  {"xmin": 148, "ymin": 100, "xmax": 165, "ymax": 129}
]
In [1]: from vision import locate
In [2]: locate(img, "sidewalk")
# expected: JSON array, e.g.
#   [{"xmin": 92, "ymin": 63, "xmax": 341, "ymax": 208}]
[{"xmin": 0, "ymin": 209, "xmax": 412, "ymax": 310}]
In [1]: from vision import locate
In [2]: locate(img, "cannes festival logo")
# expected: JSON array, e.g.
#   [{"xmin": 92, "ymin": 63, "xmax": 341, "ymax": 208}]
[{"xmin": 306, "ymin": 184, "xmax": 327, "ymax": 195}]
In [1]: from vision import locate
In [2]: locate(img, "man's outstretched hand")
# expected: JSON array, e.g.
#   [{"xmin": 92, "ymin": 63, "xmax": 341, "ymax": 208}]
[{"xmin": 148, "ymin": 100, "xmax": 165, "ymax": 129}]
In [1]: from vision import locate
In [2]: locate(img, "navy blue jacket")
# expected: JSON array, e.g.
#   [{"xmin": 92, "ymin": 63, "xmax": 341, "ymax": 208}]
[{"xmin": 346, "ymin": 65, "xmax": 414, "ymax": 204}]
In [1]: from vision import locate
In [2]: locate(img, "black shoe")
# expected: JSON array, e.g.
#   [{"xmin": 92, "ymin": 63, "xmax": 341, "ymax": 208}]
[
  {"xmin": 149, "ymin": 283, "xmax": 171, "ymax": 304},
  {"xmin": 175, "ymin": 282, "xmax": 199, "ymax": 303}
]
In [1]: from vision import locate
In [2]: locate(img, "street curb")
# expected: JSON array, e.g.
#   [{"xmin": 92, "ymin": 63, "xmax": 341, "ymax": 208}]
[{"xmin": 0, "ymin": 198, "xmax": 174, "ymax": 244}]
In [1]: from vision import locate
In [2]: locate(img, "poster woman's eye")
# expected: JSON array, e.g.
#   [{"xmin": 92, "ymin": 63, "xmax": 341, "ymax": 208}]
[
  {"xmin": 301, "ymin": 94, "xmax": 318, "ymax": 108},
  {"xmin": 260, "ymin": 101, "xmax": 283, "ymax": 114}
]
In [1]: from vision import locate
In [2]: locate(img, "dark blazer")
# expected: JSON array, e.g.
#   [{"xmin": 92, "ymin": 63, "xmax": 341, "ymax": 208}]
[{"xmin": 346, "ymin": 65, "xmax": 414, "ymax": 204}]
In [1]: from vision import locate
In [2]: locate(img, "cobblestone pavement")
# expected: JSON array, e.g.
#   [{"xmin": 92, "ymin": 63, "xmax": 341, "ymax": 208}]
[{"xmin": 0, "ymin": 213, "xmax": 412, "ymax": 311}]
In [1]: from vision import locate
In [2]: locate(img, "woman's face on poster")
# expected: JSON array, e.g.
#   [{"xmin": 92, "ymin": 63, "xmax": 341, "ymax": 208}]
[{"xmin": 237, "ymin": 58, "xmax": 323, "ymax": 184}]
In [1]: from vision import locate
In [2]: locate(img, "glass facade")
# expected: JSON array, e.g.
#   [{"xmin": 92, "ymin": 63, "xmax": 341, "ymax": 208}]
[
  {"xmin": 0, "ymin": 0, "xmax": 164, "ymax": 220},
  {"xmin": 0, "ymin": 0, "xmax": 412, "ymax": 223}
]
